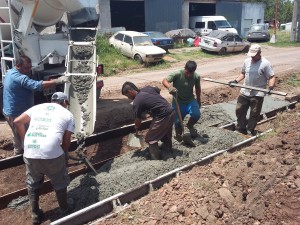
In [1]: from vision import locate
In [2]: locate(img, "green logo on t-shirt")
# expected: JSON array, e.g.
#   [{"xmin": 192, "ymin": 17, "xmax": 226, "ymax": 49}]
[{"xmin": 45, "ymin": 106, "xmax": 55, "ymax": 111}]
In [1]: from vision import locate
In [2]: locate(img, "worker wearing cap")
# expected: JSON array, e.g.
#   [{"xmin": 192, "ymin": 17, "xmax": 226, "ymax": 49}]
[
  {"xmin": 229, "ymin": 44, "xmax": 275, "ymax": 136},
  {"xmin": 121, "ymin": 81, "xmax": 175, "ymax": 160},
  {"xmin": 13, "ymin": 92, "xmax": 75, "ymax": 224},
  {"xmin": 2, "ymin": 55, "xmax": 69, "ymax": 155}
]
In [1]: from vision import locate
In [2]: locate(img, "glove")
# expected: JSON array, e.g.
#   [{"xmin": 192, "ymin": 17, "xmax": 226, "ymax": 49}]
[
  {"xmin": 168, "ymin": 86, "xmax": 178, "ymax": 95},
  {"xmin": 54, "ymin": 76, "xmax": 69, "ymax": 84},
  {"xmin": 228, "ymin": 80, "xmax": 238, "ymax": 87},
  {"xmin": 267, "ymin": 86, "xmax": 274, "ymax": 95}
]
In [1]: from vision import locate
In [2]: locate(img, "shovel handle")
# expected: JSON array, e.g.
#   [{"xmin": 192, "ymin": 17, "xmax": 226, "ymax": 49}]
[{"xmin": 173, "ymin": 93, "xmax": 184, "ymax": 132}]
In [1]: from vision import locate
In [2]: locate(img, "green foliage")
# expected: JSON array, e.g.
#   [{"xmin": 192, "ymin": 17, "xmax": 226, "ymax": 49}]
[
  {"xmin": 266, "ymin": 29, "xmax": 300, "ymax": 47},
  {"xmin": 253, "ymin": 0, "xmax": 293, "ymax": 23},
  {"xmin": 286, "ymin": 74, "xmax": 300, "ymax": 87},
  {"xmin": 96, "ymin": 35, "xmax": 141, "ymax": 77}
]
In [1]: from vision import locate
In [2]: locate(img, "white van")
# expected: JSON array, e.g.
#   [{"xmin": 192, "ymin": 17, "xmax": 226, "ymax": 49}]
[{"xmin": 189, "ymin": 16, "xmax": 238, "ymax": 36}]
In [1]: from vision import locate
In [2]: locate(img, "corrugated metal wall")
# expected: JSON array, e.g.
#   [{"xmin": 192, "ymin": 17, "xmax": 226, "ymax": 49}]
[
  {"xmin": 241, "ymin": 3, "xmax": 265, "ymax": 37},
  {"xmin": 144, "ymin": 0, "xmax": 182, "ymax": 32},
  {"xmin": 216, "ymin": 2, "xmax": 265, "ymax": 37}
]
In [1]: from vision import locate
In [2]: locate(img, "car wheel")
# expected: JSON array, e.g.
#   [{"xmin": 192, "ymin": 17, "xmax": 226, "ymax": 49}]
[
  {"xmin": 219, "ymin": 47, "xmax": 226, "ymax": 55},
  {"xmin": 242, "ymin": 46, "xmax": 250, "ymax": 53},
  {"xmin": 134, "ymin": 54, "xmax": 143, "ymax": 64}
]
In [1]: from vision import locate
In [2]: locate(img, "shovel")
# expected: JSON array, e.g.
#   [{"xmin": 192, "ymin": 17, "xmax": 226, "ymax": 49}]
[
  {"xmin": 127, "ymin": 129, "xmax": 144, "ymax": 148},
  {"xmin": 174, "ymin": 93, "xmax": 196, "ymax": 147}
]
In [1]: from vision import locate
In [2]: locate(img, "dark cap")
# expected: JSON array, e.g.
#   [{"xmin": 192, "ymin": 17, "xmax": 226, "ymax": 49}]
[{"xmin": 51, "ymin": 92, "xmax": 69, "ymax": 102}]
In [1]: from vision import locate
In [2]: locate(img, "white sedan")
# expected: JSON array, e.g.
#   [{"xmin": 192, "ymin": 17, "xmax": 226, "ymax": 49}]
[
  {"xmin": 109, "ymin": 31, "xmax": 166, "ymax": 64},
  {"xmin": 200, "ymin": 30, "xmax": 250, "ymax": 55}
]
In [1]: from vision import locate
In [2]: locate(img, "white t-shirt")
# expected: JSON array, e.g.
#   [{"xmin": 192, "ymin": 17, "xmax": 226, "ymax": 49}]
[
  {"xmin": 23, "ymin": 103, "xmax": 75, "ymax": 159},
  {"xmin": 240, "ymin": 57, "xmax": 274, "ymax": 97}
]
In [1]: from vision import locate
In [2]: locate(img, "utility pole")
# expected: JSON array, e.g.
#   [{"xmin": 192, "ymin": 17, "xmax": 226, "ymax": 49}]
[
  {"xmin": 290, "ymin": 0, "xmax": 299, "ymax": 42},
  {"xmin": 270, "ymin": 0, "xmax": 279, "ymax": 43}
]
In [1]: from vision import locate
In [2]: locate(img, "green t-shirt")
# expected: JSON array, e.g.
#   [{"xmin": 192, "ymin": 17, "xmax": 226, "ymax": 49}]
[{"xmin": 167, "ymin": 69, "xmax": 200, "ymax": 104}]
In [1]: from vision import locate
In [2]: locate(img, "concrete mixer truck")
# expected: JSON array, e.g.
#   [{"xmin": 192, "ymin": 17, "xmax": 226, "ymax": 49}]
[{"xmin": 0, "ymin": 0, "xmax": 101, "ymax": 136}]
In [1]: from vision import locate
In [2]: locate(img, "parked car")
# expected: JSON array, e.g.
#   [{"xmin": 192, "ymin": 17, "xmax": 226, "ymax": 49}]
[
  {"xmin": 199, "ymin": 30, "xmax": 250, "ymax": 55},
  {"xmin": 108, "ymin": 31, "xmax": 166, "ymax": 64},
  {"xmin": 143, "ymin": 31, "xmax": 174, "ymax": 51},
  {"xmin": 246, "ymin": 24, "xmax": 270, "ymax": 42}
]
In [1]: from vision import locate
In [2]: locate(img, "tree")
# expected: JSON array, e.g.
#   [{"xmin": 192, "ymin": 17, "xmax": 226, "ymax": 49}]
[{"xmin": 251, "ymin": 0, "xmax": 293, "ymax": 24}]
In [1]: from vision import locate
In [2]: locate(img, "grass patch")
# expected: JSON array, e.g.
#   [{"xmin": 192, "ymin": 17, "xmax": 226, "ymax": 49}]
[
  {"xmin": 96, "ymin": 36, "xmax": 141, "ymax": 77},
  {"xmin": 266, "ymin": 29, "xmax": 300, "ymax": 47},
  {"xmin": 286, "ymin": 73, "xmax": 300, "ymax": 87}
]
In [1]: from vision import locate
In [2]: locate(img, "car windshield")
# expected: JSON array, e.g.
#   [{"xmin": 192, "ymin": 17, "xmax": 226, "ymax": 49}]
[
  {"xmin": 250, "ymin": 25, "xmax": 266, "ymax": 31},
  {"xmin": 133, "ymin": 36, "xmax": 153, "ymax": 46},
  {"xmin": 148, "ymin": 32, "xmax": 166, "ymax": 38},
  {"xmin": 215, "ymin": 20, "xmax": 232, "ymax": 28}
]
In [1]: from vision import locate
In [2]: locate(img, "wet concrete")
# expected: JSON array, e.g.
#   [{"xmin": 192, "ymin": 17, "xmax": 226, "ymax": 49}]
[
  {"xmin": 215, "ymin": 96, "xmax": 291, "ymax": 121},
  {"xmin": 66, "ymin": 96, "xmax": 292, "ymax": 212},
  {"xmin": 67, "ymin": 106, "xmax": 245, "ymax": 212}
]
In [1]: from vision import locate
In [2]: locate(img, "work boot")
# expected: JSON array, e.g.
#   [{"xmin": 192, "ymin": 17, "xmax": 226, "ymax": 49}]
[
  {"xmin": 55, "ymin": 188, "xmax": 74, "ymax": 217},
  {"xmin": 148, "ymin": 143, "xmax": 161, "ymax": 160},
  {"xmin": 187, "ymin": 118, "xmax": 198, "ymax": 138},
  {"xmin": 160, "ymin": 139, "xmax": 173, "ymax": 153},
  {"xmin": 28, "ymin": 190, "xmax": 44, "ymax": 225},
  {"xmin": 174, "ymin": 127, "xmax": 183, "ymax": 142}
]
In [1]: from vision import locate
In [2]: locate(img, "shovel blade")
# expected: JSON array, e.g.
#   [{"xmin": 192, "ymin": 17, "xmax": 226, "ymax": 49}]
[{"xmin": 127, "ymin": 133, "xmax": 143, "ymax": 148}]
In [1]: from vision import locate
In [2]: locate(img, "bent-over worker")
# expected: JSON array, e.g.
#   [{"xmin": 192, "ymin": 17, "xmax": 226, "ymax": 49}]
[
  {"xmin": 14, "ymin": 92, "xmax": 75, "ymax": 225},
  {"xmin": 121, "ymin": 82, "xmax": 175, "ymax": 160}
]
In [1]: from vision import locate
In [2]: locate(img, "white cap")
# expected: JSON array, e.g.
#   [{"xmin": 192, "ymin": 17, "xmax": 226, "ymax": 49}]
[
  {"xmin": 51, "ymin": 92, "xmax": 68, "ymax": 102},
  {"xmin": 247, "ymin": 44, "xmax": 261, "ymax": 57}
]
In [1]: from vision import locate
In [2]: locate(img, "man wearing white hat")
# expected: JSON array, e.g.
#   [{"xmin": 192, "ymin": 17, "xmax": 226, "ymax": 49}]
[
  {"xmin": 13, "ymin": 92, "xmax": 75, "ymax": 224},
  {"xmin": 229, "ymin": 44, "xmax": 275, "ymax": 136}
]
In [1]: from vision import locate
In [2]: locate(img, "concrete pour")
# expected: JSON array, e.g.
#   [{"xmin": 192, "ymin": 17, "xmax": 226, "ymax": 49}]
[
  {"xmin": 67, "ymin": 96, "xmax": 292, "ymax": 212},
  {"xmin": 67, "ymin": 105, "xmax": 245, "ymax": 212}
]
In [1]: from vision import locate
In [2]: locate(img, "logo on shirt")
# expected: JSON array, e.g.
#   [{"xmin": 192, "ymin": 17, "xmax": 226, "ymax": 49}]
[{"xmin": 45, "ymin": 106, "xmax": 55, "ymax": 111}]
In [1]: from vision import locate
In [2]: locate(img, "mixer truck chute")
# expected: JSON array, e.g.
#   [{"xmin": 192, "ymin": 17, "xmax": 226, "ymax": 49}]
[{"xmin": 0, "ymin": 0, "xmax": 100, "ymax": 136}]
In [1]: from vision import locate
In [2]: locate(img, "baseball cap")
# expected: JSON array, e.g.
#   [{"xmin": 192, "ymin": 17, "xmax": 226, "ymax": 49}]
[
  {"xmin": 247, "ymin": 44, "xmax": 261, "ymax": 57},
  {"xmin": 51, "ymin": 92, "xmax": 69, "ymax": 103}
]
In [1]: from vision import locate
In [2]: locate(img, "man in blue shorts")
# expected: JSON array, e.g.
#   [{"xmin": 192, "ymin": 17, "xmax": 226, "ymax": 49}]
[{"xmin": 162, "ymin": 60, "xmax": 201, "ymax": 141}]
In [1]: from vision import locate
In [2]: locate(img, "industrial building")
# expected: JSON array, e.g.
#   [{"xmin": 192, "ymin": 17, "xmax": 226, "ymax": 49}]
[{"xmin": 99, "ymin": 0, "xmax": 265, "ymax": 37}]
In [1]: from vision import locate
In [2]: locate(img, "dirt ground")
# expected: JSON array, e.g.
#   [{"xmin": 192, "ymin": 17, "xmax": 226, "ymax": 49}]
[{"xmin": 0, "ymin": 52, "xmax": 300, "ymax": 224}]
